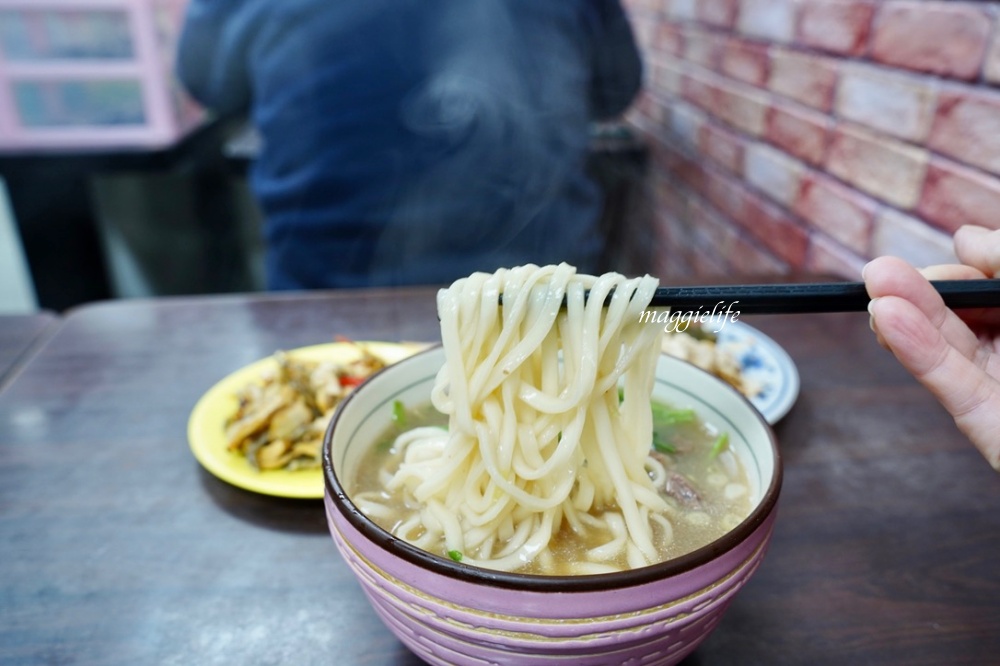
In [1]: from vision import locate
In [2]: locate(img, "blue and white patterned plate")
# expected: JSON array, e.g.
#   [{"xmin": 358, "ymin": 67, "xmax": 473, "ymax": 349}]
[{"xmin": 712, "ymin": 320, "xmax": 800, "ymax": 424}]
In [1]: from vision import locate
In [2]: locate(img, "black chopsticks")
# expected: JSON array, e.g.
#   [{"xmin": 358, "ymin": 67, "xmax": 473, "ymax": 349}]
[
  {"xmin": 495, "ymin": 280, "xmax": 1000, "ymax": 314},
  {"xmin": 642, "ymin": 280, "xmax": 1000, "ymax": 315}
]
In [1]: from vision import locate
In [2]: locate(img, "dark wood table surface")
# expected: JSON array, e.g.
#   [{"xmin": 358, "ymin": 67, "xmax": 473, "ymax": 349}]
[
  {"xmin": 0, "ymin": 312, "xmax": 60, "ymax": 390},
  {"xmin": 1, "ymin": 288, "xmax": 997, "ymax": 665}
]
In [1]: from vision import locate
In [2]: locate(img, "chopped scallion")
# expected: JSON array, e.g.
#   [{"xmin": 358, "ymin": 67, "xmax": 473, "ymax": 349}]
[
  {"xmin": 391, "ymin": 400, "xmax": 406, "ymax": 427},
  {"xmin": 652, "ymin": 432, "xmax": 677, "ymax": 454},
  {"xmin": 651, "ymin": 403, "xmax": 696, "ymax": 426},
  {"xmin": 447, "ymin": 550, "xmax": 463, "ymax": 562},
  {"xmin": 709, "ymin": 432, "xmax": 730, "ymax": 459}
]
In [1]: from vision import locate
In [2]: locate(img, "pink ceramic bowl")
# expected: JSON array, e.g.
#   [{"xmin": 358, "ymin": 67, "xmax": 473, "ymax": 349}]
[{"xmin": 323, "ymin": 346, "xmax": 781, "ymax": 666}]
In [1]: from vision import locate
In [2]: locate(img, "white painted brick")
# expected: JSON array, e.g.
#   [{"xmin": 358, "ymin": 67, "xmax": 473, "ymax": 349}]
[
  {"xmin": 738, "ymin": 0, "xmax": 796, "ymax": 43},
  {"xmin": 872, "ymin": 209, "xmax": 958, "ymax": 267},
  {"xmin": 668, "ymin": 0, "xmax": 698, "ymax": 21},
  {"xmin": 745, "ymin": 142, "xmax": 805, "ymax": 206},
  {"xmin": 671, "ymin": 103, "xmax": 706, "ymax": 152},
  {"xmin": 835, "ymin": 64, "xmax": 938, "ymax": 143},
  {"xmin": 808, "ymin": 233, "xmax": 867, "ymax": 279},
  {"xmin": 985, "ymin": 31, "xmax": 1000, "ymax": 84}
]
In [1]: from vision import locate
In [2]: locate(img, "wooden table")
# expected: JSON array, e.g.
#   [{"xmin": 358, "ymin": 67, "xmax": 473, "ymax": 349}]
[
  {"xmin": 1, "ymin": 289, "xmax": 997, "ymax": 665},
  {"xmin": 0, "ymin": 311, "xmax": 59, "ymax": 390}
]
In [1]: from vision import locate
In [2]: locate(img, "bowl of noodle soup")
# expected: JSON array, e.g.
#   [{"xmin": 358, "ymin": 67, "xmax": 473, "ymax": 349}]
[{"xmin": 323, "ymin": 266, "xmax": 781, "ymax": 666}]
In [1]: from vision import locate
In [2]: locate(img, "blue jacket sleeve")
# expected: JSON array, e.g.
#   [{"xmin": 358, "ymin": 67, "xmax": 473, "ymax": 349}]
[
  {"xmin": 176, "ymin": 0, "xmax": 258, "ymax": 116},
  {"xmin": 588, "ymin": 0, "xmax": 643, "ymax": 120}
]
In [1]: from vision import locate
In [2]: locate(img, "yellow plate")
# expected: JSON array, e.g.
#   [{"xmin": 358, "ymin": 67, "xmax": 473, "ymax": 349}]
[{"xmin": 188, "ymin": 341, "xmax": 428, "ymax": 499}]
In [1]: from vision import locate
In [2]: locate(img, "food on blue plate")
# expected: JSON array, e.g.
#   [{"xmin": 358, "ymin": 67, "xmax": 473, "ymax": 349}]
[{"xmin": 662, "ymin": 327, "xmax": 760, "ymax": 398}]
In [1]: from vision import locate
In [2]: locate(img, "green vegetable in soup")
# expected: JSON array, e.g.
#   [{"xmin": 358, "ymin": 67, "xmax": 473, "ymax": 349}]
[
  {"xmin": 651, "ymin": 403, "xmax": 696, "ymax": 426},
  {"xmin": 709, "ymin": 432, "xmax": 730, "ymax": 459},
  {"xmin": 391, "ymin": 399, "xmax": 407, "ymax": 427},
  {"xmin": 652, "ymin": 431, "xmax": 677, "ymax": 454}
]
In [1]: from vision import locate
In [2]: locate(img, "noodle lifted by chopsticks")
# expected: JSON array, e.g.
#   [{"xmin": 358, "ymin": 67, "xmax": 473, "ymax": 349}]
[{"xmin": 373, "ymin": 264, "xmax": 668, "ymax": 572}]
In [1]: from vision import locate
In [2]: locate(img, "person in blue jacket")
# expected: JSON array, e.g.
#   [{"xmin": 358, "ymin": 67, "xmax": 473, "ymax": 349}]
[{"xmin": 176, "ymin": 0, "xmax": 642, "ymax": 290}]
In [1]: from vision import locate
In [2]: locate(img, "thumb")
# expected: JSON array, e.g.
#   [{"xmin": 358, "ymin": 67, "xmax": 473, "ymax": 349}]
[{"xmin": 954, "ymin": 225, "xmax": 1000, "ymax": 278}]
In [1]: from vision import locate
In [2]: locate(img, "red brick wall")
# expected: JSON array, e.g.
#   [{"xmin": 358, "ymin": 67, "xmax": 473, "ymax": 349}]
[{"xmin": 622, "ymin": 0, "xmax": 1000, "ymax": 280}]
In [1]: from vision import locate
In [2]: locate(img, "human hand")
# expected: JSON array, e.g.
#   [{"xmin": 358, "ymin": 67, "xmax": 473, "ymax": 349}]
[{"xmin": 864, "ymin": 225, "xmax": 1000, "ymax": 470}]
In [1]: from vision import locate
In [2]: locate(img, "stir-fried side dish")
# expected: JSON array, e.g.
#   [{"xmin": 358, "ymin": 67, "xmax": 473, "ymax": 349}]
[{"xmin": 225, "ymin": 342, "xmax": 390, "ymax": 471}]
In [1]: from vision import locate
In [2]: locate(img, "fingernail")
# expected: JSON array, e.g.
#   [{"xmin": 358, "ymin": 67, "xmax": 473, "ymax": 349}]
[
  {"xmin": 861, "ymin": 260, "xmax": 872, "ymax": 280},
  {"xmin": 867, "ymin": 298, "xmax": 878, "ymax": 332},
  {"xmin": 958, "ymin": 224, "xmax": 989, "ymax": 237}
]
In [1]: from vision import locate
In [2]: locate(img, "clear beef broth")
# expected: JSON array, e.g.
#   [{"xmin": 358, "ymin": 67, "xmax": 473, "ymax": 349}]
[
  {"xmin": 644, "ymin": 407, "xmax": 753, "ymax": 560},
  {"xmin": 354, "ymin": 401, "xmax": 752, "ymax": 574}
]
